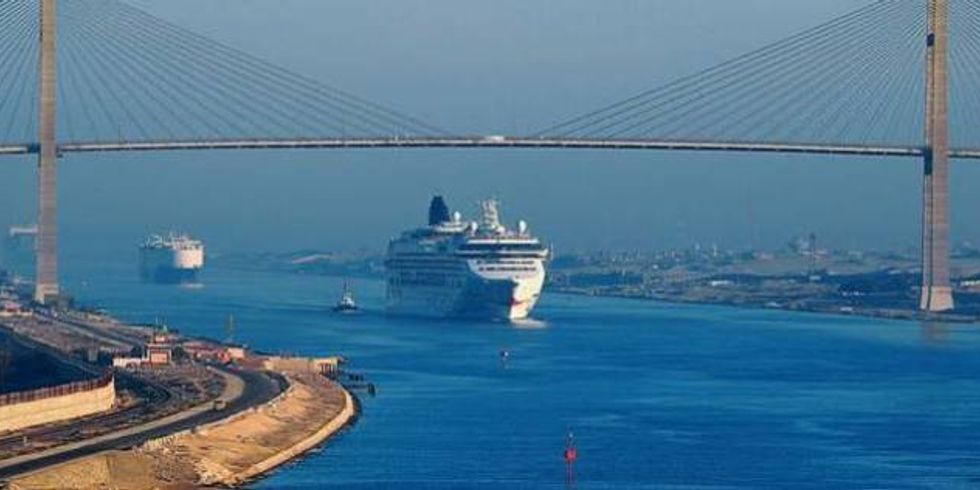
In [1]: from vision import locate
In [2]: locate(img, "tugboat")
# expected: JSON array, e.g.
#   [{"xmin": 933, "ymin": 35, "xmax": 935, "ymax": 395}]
[{"xmin": 333, "ymin": 280, "xmax": 359, "ymax": 313}]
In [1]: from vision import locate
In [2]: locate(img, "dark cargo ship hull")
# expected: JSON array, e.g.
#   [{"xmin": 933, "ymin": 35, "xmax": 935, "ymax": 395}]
[{"xmin": 140, "ymin": 266, "xmax": 200, "ymax": 284}]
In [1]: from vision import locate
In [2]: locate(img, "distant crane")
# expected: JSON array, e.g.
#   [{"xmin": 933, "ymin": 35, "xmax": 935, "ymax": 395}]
[{"xmin": 7, "ymin": 225, "xmax": 37, "ymax": 239}]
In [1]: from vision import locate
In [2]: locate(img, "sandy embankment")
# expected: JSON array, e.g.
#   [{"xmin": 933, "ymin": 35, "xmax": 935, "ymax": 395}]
[{"xmin": 9, "ymin": 373, "xmax": 355, "ymax": 489}]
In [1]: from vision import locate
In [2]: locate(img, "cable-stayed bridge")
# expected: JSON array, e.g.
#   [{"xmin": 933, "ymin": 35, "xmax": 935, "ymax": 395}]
[{"xmin": 0, "ymin": 0, "xmax": 973, "ymax": 312}]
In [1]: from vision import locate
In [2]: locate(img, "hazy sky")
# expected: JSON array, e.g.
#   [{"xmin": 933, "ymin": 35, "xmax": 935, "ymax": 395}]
[{"xmin": 5, "ymin": 0, "xmax": 979, "ymax": 257}]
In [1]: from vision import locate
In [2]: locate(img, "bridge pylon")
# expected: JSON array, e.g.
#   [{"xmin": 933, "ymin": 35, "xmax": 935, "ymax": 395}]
[
  {"xmin": 921, "ymin": 0, "xmax": 954, "ymax": 312},
  {"xmin": 34, "ymin": 0, "xmax": 59, "ymax": 304}
]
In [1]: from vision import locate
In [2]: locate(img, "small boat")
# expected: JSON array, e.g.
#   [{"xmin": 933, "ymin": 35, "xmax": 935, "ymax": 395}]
[{"xmin": 333, "ymin": 281, "xmax": 359, "ymax": 313}]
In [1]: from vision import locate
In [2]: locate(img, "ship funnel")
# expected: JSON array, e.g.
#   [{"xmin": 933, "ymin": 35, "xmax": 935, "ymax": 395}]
[{"xmin": 428, "ymin": 195, "xmax": 451, "ymax": 226}]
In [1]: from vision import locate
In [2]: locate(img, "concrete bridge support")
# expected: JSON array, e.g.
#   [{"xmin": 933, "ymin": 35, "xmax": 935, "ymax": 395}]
[
  {"xmin": 920, "ymin": 0, "xmax": 954, "ymax": 312},
  {"xmin": 35, "ymin": 0, "xmax": 59, "ymax": 304}
]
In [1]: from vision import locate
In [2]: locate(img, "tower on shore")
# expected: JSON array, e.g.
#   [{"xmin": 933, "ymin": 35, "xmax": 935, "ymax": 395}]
[
  {"xmin": 35, "ymin": 0, "xmax": 59, "ymax": 304},
  {"xmin": 920, "ymin": 0, "xmax": 954, "ymax": 312}
]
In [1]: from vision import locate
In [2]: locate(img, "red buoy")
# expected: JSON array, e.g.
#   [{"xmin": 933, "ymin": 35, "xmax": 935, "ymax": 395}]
[
  {"xmin": 564, "ymin": 446, "xmax": 577, "ymax": 463},
  {"xmin": 565, "ymin": 431, "xmax": 578, "ymax": 488}
]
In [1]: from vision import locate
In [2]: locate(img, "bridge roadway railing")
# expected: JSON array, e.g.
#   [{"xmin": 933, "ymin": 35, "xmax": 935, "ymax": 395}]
[
  {"xmin": 6, "ymin": 137, "xmax": 980, "ymax": 159},
  {"xmin": 52, "ymin": 137, "xmax": 923, "ymax": 157}
]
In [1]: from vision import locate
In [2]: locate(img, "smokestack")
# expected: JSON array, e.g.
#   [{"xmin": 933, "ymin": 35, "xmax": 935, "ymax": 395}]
[{"xmin": 428, "ymin": 196, "xmax": 451, "ymax": 226}]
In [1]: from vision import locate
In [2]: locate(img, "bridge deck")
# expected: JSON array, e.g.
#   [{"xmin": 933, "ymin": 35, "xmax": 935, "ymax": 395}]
[{"xmin": 4, "ymin": 137, "xmax": 980, "ymax": 159}]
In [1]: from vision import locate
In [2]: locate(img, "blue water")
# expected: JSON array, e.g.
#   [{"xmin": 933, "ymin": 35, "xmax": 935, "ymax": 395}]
[{"xmin": 59, "ymin": 256, "xmax": 980, "ymax": 489}]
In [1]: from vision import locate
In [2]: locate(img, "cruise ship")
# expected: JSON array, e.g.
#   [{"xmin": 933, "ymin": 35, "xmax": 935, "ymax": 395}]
[
  {"xmin": 385, "ymin": 196, "xmax": 549, "ymax": 321},
  {"xmin": 139, "ymin": 233, "xmax": 205, "ymax": 283}
]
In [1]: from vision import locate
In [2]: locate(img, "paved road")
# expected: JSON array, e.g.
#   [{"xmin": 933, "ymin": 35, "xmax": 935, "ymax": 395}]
[
  {"xmin": 35, "ymin": 311, "xmax": 144, "ymax": 349},
  {"xmin": 0, "ymin": 366, "xmax": 285, "ymax": 480}
]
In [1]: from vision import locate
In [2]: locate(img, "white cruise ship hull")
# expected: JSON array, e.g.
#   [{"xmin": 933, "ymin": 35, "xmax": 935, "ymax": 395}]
[{"xmin": 386, "ymin": 271, "xmax": 544, "ymax": 321}]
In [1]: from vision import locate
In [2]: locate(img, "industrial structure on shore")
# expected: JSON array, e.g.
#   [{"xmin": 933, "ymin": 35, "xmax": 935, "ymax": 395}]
[{"xmin": 3, "ymin": 226, "xmax": 36, "ymax": 279}]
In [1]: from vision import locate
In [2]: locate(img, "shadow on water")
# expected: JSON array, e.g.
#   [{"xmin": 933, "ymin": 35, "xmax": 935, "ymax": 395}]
[{"xmin": 921, "ymin": 321, "xmax": 949, "ymax": 346}]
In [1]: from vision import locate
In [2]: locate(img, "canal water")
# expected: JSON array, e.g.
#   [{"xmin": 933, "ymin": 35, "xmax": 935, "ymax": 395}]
[{"xmin": 61, "ymin": 256, "xmax": 980, "ymax": 489}]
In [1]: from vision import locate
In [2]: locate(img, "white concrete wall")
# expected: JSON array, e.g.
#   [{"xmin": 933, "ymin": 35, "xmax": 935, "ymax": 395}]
[{"xmin": 0, "ymin": 380, "xmax": 115, "ymax": 433}]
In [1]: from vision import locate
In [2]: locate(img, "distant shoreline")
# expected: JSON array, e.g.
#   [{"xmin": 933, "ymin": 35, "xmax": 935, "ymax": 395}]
[
  {"xmin": 551, "ymin": 288, "xmax": 980, "ymax": 325},
  {"xmin": 208, "ymin": 256, "xmax": 980, "ymax": 325}
]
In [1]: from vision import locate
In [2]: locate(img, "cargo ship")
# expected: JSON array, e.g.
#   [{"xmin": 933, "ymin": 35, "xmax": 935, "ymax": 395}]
[
  {"xmin": 385, "ymin": 196, "xmax": 549, "ymax": 321},
  {"xmin": 139, "ymin": 233, "xmax": 205, "ymax": 284}
]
